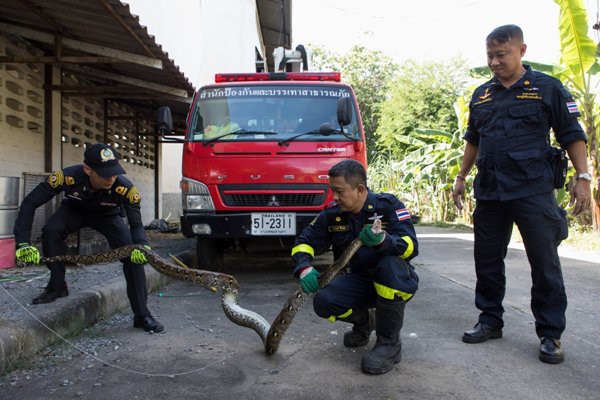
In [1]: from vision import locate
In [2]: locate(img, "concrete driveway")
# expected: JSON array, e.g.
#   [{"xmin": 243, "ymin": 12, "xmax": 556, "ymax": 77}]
[{"xmin": 1, "ymin": 226, "xmax": 598, "ymax": 400}]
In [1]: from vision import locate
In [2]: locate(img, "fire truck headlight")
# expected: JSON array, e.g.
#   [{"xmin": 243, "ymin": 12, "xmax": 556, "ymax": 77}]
[
  {"xmin": 181, "ymin": 178, "xmax": 215, "ymax": 211},
  {"xmin": 185, "ymin": 195, "xmax": 215, "ymax": 210}
]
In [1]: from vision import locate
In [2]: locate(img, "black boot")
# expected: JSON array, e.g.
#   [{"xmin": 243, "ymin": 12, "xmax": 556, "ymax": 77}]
[
  {"xmin": 32, "ymin": 282, "xmax": 69, "ymax": 304},
  {"xmin": 342, "ymin": 309, "xmax": 375, "ymax": 347},
  {"xmin": 361, "ymin": 297, "xmax": 405, "ymax": 375}
]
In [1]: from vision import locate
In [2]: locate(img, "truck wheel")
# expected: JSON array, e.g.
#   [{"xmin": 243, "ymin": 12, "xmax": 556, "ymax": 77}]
[{"xmin": 196, "ymin": 237, "xmax": 224, "ymax": 271}]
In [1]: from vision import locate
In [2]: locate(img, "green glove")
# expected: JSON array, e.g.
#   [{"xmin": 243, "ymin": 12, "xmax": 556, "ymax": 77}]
[
  {"xmin": 15, "ymin": 243, "xmax": 41, "ymax": 264},
  {"xmin": 299, "ymin": 267, "xmax": 319, "ymax": 293},
  {"xmin": 359, "ymin": 225, "xmax": 386, "ymax": 247},
  {"xmin": 131, "ymin": 245, "xmax": 151, "ymax": 264}
]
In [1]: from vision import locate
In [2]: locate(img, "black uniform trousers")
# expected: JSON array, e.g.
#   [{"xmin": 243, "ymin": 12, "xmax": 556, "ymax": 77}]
[
  {"xmin": 313, "ymin": 255, "xmax": 418, "ymax": 320},
  {"xmin": 473, "ymin": 192, "xmax": 568, "ymax": 339},
  {"xmin": 41, "ymin": 203, "xmax": 150, "ymax": 318}
]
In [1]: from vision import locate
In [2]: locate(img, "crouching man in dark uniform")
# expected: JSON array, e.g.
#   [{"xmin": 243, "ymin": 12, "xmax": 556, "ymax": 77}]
[
  {"xmin": 13, "ymin": 144, "xmax": 163, "ymax": 333},
  {"xmin": 291, "ymin": 160, "xmax": 419, "ymax": 374}
]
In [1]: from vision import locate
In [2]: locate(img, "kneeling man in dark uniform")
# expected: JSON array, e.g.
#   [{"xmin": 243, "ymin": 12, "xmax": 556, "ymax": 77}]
[
  {"xmin": 292, "ymin": 160, "xmax": 419, "ymax": 374},
  {"xmin": 13, "ymin": 144, "xmax": 163, "ymax": 333}
]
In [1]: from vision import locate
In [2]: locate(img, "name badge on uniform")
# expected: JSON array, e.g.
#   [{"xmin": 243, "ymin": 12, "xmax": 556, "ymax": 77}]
[{"xmin": 328, "ymin": 225, "xmax": 349, "ymax": 232}]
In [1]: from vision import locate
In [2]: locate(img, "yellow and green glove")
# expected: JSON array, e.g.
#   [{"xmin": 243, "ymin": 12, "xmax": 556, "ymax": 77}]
[
  {"xmin": 131, "ymin": 245, "xmax": 151, "ymax": 264},
  {"xmin": 15, "ymin": 242, "xmax": 41, "ymax": 264},
  {"xmin": 299, "ymin": 266, "xmax": 319, "ymax": 293},
  {"xmin": 359, "ymin": 225, "xmax": 386, "ymax": 247}
]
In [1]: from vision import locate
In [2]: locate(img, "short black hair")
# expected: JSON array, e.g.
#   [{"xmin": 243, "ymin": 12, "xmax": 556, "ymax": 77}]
[
  {"xmin": 486, "ymin": 24, "xmax": 524, "ymax": 45},
  {"xmin": 328, "ymin": 160, "xmax": 367, "ymax": 188}
]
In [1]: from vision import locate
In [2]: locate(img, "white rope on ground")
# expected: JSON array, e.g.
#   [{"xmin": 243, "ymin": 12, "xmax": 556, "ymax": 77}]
[{"xmin": 0, "ymin": 285, "xmax": 236, "ymax": 377}]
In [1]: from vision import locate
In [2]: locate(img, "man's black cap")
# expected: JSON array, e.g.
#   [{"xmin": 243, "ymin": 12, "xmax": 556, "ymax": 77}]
[{"xmin": 83, "ymin": 144, "xmax": 126, "ymax": 178}]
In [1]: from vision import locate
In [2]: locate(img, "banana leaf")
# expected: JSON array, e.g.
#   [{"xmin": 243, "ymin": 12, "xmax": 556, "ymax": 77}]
[
  {"xmin": 554, "ymin": 0, "xmax": 597, "ymax": 91},
  {"xmin": 414, "ymin": 128, "xmax": 454, "ymax": 142}
]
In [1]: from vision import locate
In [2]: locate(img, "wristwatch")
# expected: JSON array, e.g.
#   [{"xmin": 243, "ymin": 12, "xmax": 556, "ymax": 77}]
[{"xmin": 576, "ymin": 172, "xmax": 593, "ymax": 182}]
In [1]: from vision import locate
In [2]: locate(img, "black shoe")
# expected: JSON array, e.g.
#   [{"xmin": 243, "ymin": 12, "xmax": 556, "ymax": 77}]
[
  {"xmin": 539, "ymin": 337, "xmax": 564, "ymax": 364},
  {"xmin": 32, "ymin": 284, "xmax": 69, "ymax": 304},
  {"xmin": 133, "ymin": 315, "xmax": 164, "ymax": 333},
  {"xmin": 462, "ymin": 322, "xmax": 502, "ymax": 343}
]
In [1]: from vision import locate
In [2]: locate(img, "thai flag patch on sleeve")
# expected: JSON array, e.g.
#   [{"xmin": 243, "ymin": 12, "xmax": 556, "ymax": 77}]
[
  {"xmin": 396, "ymin": 208, "xmax": 411, "ymax": 221},
  {"xmin": 566, "ymin": 101, "xmax": 579, "ymax": 113}
]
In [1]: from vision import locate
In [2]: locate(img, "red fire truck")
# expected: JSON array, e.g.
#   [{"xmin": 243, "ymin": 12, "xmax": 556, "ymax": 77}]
[{"xmin": 158, "ymin": 62, "xmax": 367, "ymax": 270}]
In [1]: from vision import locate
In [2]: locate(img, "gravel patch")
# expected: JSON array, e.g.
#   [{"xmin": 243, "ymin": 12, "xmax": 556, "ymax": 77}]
[
  {"xmin": 0, "ymin": 231, "xmax": 196, "ymax": 383},
  {"xmin": 0, "ymin": 312, "xmax": 138, "ymax": 388},
  {"xmin": 0, "ymin": 231, "xmax": 195, "ymax": 323}
]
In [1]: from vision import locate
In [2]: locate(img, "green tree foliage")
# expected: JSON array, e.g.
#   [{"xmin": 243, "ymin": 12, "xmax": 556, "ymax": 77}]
[
  {"xmin": 375, "ymin": 58, "xmax": 470, "ymax": 157},
  {"xmin": 311, "ymin": 45, "xmax": 398, "ymax": 159},
  {"xmin": 368, "ymin": 93, "xmax": 474, "ymax": 223}
]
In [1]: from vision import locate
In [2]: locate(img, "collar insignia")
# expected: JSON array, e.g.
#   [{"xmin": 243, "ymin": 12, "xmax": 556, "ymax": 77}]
[{"xmin": 479, "ymin": 87, "xmax": 492, "ymax": 100}]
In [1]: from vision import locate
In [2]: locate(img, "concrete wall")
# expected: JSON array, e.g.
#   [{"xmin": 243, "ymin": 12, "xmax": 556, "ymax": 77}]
[
  {"xmin": 0, "ymin": 33, "xmax": 157, "ymax": 236},
  {"xmin": 0, "ymin": 35, "xmax": 45, "ymax": 179}
]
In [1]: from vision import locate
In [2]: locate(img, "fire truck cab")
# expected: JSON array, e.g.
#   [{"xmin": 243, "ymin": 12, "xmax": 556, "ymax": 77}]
[{"xmin": 158, "ymin": 48, "xmax": 367, "ymax": 270}]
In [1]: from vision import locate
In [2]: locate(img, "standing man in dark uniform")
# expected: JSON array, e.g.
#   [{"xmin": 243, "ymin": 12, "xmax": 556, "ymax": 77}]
[
  {"xmin": 292, "ymin": 160, "xmax": 419, "ymax": 375},
  {"xmin": 452, "ymin": 25, "xmax": 591, "ymax": 364},
  {"xmin": 13, "ymin": 144, "xmax": 163, "ymax": 333}
]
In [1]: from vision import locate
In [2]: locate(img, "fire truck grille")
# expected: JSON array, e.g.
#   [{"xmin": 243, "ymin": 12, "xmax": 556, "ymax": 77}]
[{"xmin": 219, "ymin": 184, "xmax": 328, "ymax": 207}]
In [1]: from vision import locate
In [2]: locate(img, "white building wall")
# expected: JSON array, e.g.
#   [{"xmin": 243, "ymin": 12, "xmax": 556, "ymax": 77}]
[
  {"xmin": 127, "ymin": 0, "xmax": 265, "ymax": 220},
  {"xmin": 0, "ymin": 34, "xmax": 156, "ymax": 226}
]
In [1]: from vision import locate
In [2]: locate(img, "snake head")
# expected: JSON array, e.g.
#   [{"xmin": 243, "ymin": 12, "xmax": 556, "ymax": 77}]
[{"xmin": 371, "ymin": 218, "xmax": 382, "ymax": 234}]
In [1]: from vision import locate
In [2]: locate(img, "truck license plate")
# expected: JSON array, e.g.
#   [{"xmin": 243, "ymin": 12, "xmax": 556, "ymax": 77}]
[{"xmin": 251, "ymin": 213, "xmax": 296, "ymax": 235}]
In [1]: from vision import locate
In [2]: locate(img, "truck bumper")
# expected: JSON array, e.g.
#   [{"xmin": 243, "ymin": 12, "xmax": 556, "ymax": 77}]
[{"xmin": 180, "ymin": 212, "xmax": 319, "ymax": 238}]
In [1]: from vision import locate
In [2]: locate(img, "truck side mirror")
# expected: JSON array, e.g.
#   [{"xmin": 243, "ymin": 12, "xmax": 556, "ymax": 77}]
[
  {"xmin": 156, "ymin": 106, "xmax": 173, "ymax": 135},
  {"xmin": 337, "ymin": 97, "xmax": 352, "ymax": 127}
]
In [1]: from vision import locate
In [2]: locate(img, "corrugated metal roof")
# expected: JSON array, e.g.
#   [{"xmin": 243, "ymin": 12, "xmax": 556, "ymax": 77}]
[
  {"xmin": 0, "ymin": 0, "xmax": 195, "ymax": 100},
  {"xmin": 0, "ymin": 0, "xmax": 291, "ymax": 124}
]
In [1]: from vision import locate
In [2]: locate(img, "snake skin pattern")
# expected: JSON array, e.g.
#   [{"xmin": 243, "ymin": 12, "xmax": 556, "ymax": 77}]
[{"xmin": 42, "ymin": 237, "xmax": 364, "ymax": 355}]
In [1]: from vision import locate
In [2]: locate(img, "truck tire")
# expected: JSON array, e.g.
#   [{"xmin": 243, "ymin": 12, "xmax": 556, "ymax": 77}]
[{"xmin": 196, "ymin": 237, "xmax": 224, "ymax": 271}]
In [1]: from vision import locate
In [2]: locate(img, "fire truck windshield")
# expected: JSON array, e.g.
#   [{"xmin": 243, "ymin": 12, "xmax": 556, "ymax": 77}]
[{"xmin": 188, "ymin": 84, "xmax": 360, "ymax": 143}]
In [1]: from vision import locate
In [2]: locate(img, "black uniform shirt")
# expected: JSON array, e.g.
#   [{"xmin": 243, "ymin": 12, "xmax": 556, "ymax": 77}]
[
  {"xmin": 464, "ymin": 65, "xmax": 587, "ymax": 201},
  {"xmin": 291, "ymin": 191, "xmax": 418, "ymax": 277},
  {"xmin": 14, "ymin": 165, "xmax": 148, "ymax": 245}
]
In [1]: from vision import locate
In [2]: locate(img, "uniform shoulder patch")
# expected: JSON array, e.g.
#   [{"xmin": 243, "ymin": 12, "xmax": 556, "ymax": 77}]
[
  {"xmin": 62, "ymin": 165, "xmax": 85, "ymax": 186},
  {"xmin": 115, "ymin": 185, "xmax": 128, "ymax": 196},
  {"xmin": 47, "ymin": 170, "xmax": 64, "ymax": 189},
  {"xmin": 127, "ymin": 186, "xmax": 141, "ymax": 204}
]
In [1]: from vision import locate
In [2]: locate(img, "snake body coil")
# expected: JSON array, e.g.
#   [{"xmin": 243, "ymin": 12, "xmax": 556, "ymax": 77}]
[{"xmin": 42, "ymin": 238, "xmax": 362, "ymax": 355}]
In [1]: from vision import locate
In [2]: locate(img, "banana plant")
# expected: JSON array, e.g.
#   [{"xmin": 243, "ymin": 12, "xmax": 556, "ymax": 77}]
[
  {"xmin": 554, "ymin": 0, "xmax": 600, "ymax": 229},
  {"xmin": 369, "ymin": 95, "xmax": 472, "ymax": 223}
]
